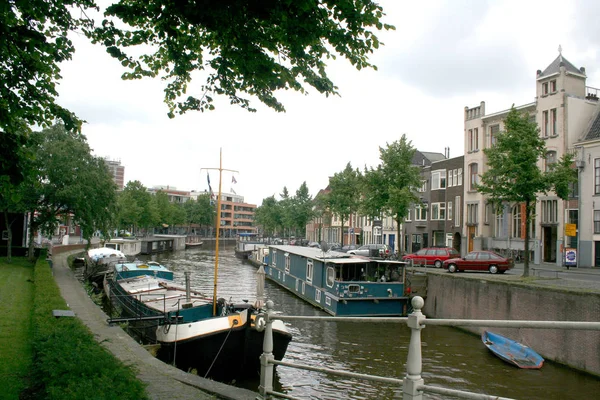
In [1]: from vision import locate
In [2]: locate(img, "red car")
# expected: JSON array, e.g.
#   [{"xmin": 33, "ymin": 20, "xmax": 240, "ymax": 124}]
[
  {"xmin": 402, "ymin": 247, "xmax": 460, "ymax": 268},
  {"xmin": 443, "ymin": 251, "xmax": 514, "ymax": 274}
]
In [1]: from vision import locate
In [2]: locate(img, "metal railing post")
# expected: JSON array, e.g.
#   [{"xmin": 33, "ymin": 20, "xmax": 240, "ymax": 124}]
[
  {"xmin": 257, "ymin": 300, "xmax": 275, "ymax": 400},
  {"xmin": 403, "ymin": 296, "xmax": 426, "ymax": 400}
]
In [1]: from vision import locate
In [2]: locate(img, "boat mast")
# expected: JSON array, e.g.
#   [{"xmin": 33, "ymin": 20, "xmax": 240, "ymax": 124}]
[{"xmin": 202, "ymin": 148, "xmax": 238, "ymax": 316}]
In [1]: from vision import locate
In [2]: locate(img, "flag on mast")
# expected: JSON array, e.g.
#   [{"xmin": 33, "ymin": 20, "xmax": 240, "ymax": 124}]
[
  {"xmin": 232, "ymin": 176, "xmax": 237, "ymax": 184},
  {"xmin": 207, "ymin": 172, "xmax": 214, "ymax": 199}
]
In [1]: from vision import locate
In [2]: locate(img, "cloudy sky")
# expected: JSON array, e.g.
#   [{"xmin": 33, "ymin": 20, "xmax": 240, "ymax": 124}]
[{"xmin": 57, "ymin": 0, "xmax": 600, "ymax": 206}]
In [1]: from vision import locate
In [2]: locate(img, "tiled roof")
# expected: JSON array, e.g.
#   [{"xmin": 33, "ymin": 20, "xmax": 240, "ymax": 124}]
[
  {"xmin": 582, "ymin": 103, "xmax": 600, "ymax": 141},
  {"xmin": 420, "ymin": 151, "xmax": 447, "ymax": 162},
  {"xmin": 538, "ymin": 55, "xmax": 585, "ymax": 79}
]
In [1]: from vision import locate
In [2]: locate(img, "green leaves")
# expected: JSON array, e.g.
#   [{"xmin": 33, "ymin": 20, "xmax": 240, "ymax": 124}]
[{"xmin": 88, "ymin": 0, "xmax": 393, "ymax": 115}]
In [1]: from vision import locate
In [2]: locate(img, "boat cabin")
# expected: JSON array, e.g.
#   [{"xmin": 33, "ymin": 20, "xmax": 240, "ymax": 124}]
[{"xmin": 267, "ymin": 245, "xmax": 411, "ymax": 316}]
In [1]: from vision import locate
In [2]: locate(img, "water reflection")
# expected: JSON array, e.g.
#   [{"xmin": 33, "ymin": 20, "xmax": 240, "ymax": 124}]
[{"xmin": 143, "ymin": 248, "xmax": 599, "ymax": 399}]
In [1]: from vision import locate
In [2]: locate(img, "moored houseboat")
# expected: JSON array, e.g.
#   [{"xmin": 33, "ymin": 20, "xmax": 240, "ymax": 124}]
[{"xmin": 267, "ymin": 245, "xmax": 413, "ymax": 316}]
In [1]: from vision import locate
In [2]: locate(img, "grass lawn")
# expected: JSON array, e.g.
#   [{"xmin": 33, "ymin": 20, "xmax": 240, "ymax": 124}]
[{"xmin": 0, "ymin": 257, "xmax": 35, "ymax": 399}]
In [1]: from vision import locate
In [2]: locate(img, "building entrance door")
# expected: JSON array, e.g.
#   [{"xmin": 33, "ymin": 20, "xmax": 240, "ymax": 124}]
[
  {"xmin": 595, "ymin": 241, "xmax": 600, "ymax": 267},
  {"xmin": 467, "ymin": 226, "xmax": 475, "ymax": 252},
  {"xmin": 543, "ymin": 226, "xmax": 557, "ymax": 262}
]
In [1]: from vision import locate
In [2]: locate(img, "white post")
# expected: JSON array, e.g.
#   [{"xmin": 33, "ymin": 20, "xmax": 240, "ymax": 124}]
[
  {"xmin": 257, "ymin": 300, "xmax": 275, "ymax": 400},
  {"xmin": 403, "ymin": 296, "xmax": 426, "ymax": 400}
]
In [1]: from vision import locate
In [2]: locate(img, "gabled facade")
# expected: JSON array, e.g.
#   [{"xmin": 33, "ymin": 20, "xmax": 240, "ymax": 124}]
[
  {"xmin": 401, "ymin": 153, "xmax": 463, "ymax": 254},
  {"xmin": 574, "ymin": 101, "xmax": 600, "ymax": 266},
  {"xmin": 463, "ymin": 52, "xmax": 599, "ymax": 265}
]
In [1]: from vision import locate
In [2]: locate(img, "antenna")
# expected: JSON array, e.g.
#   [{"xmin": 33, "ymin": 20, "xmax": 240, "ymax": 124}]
[{"xmin": 320, "ymin": 241, "xmax": 329, "ymax": 253}]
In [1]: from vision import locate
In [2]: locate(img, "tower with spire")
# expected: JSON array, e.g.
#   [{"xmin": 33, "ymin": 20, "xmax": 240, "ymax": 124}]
[{"xmin": 462, "ymin": 48, "xmax": 599, "ymax": 267}]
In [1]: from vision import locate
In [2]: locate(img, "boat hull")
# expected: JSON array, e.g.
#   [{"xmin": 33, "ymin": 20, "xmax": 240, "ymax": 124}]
[{"xmin": 482, "ymin": 331, "xmax": 544, "ymax": 369}]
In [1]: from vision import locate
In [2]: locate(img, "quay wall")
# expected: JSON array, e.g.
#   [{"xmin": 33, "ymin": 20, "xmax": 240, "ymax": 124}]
[{"xmin": 423, "ymin": 274, "xmax": 600, "ymax": 377}]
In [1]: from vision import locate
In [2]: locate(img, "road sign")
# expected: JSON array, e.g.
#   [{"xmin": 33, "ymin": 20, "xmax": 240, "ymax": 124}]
[
  {"xmin": 565, "ymin": 223, "xmax": 577, "ymax": 237},
  {"xmin": 565, "ymin": 248, "xmax": 577, "ymax": 266}
]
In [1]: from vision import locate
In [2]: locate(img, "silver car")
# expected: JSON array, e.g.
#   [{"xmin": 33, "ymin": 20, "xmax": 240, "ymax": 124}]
[{"xmin": 348, "ymin": 244, "xmax": 391, "ymax": 257}]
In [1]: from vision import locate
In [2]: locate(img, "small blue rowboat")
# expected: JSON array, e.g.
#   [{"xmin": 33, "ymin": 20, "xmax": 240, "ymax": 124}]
[{"xmin": 482, "ymin": 331, "xmax": 544, "ymax": 369}]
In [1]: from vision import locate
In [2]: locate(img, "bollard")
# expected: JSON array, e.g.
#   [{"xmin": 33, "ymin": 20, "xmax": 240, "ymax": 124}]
[
  {"xmin": 403, "ymin": 296, "xmax": 426, "ymax": 400},
  {"xmin": 257, "ymin": 300, "xmax": 275, "ymax": 400}
]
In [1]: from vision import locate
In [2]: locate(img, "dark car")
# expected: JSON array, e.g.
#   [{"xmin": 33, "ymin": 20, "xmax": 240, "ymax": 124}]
[
  {"xmin": 307, "ymin": 241, "xmax": 321, "ymax": 248},
  {"xmin": 348, "ymin": 244, "xmax": 391, "ymax": 257},
  {"xmin": 402, "ymin": 247, "xmax": 460, "ymax": 268},
  {"xmin": 443, "ymin": 251, "xmax": 514, "ymax": 274}
]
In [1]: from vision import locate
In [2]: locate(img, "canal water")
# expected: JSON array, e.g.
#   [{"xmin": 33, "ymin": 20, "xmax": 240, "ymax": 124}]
[{"xmin": 141, "ymin": 247, "xmax": 599, "ymax": 399}]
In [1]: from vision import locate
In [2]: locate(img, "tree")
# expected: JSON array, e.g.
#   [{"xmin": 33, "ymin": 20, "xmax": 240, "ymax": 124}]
[
  {"xmin": 120, "ymin": 181, "xmax": 159, "ymax": 235},
  {"xmin": 255, "ymin": 196, "xmax": 282, "ymax": 237},
  {"xmin": 328, "ymin": 163, "xmax": 361, "ymax": 245},
  {"xmin": 378, "ymin": 135, "xmax": 422, "ymax": 252},
  {"xmin": 24, "ymin": 124, "xmax": 117, "ymax": 257},
  {"xmin": 183, "ymin": 195, "xmax": 215, "ymax": 235},
  {"xmin": 89, "ymin": 1, "xmax": 394, "ymax": 116},
  {"xmin": 292, "ymin": 182, "xmax": 315, "ymax": 238},
  {"xmin": 1, "ymin": 1, "xmax": 96, "ymax": 135},
  {"xmin": 477, "ymin": 107, "xmax": 576, "ymax": 277}
]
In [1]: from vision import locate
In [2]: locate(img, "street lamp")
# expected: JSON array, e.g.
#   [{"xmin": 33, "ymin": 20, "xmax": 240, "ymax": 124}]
[{"xmin": 575, "ymin": 146, "xmax": 585, "ymax": 268}]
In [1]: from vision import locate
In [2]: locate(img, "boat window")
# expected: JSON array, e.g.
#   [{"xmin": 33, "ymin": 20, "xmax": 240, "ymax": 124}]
[
  {"xmin": 326, "ymin": 266, "xmax": 335, "ymax": 287},
  {"xmin": 284, "ymin": 253, "xmax": 290, "ymax": 273},
  {"xmin": 348, "ymin": 284, "xmax": 360, "ymax": 294},
  {"xmin": 306, "ymin": 259, "xmax": 313, "ymax": 284},
  {"xmin": 272, "ymin": 250, "xmax": 277, "ymax": 267},
  {"xmin": 325, "ymin": 296, "xmax": 331, "ymax": 306},
  {"xmin": 315, "ymin": 289, "xmax": 321, "ymax": 303}
]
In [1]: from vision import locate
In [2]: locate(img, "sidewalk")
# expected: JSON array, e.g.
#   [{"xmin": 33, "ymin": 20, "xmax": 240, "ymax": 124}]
[{"xmin": 52, "ymin": 250, "xmax": 257, "ymax": 400}]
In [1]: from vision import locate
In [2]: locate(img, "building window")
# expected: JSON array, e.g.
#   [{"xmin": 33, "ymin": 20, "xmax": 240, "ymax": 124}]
[
  {"xmin": 448, "ymin": 201, "xmax": 453, "ymax": 221},
  {"xmin": 467, "ymin": 203, "xmax": 478, "ymax": 224},
  {"xmin": 306, "ymin": 259, "xmax": 313, "ymax": 283},
  {"xmin": 543, "ymin": 111, "xmax": 549, "ymax": 137},
  {"xmin": 474, "ymin": 128, "xmax": 479, "ymax": 150},
  {"xmin": 541, "ymin": 200, "xmax": 558, "ymax": 223},
  {"xmin": 484, "ymin": 203, "xmax": 491, "ymax": 225},
  {"xmin": 551, "ymin": 108, "xmax": 557, "ymax": 135},
  {"xmin": 454, "ymin": 196, "xmax": 461, "ymax": 227},
  {"xmin": 468, "ymin": 129, "xmax": 473, "ymax": 151},
  {"xmin": 448, "ymin": 170, "xmax": 454, "ymax": 187},
  {"xmin": 545, "ymin": 151, "xmax": 557, "ymax": 172},
  {"xmin": 551, "ymin": 79, "xmax": 557, "ymax": 92},
  {"xmin": 495, "ymin": 209, "xmax": 504, "ymax": 237},
  {"xmin": 284, "ymin": 253, "xmax": 290, "ymax": 273},
  {"xmin": 595, "ymin": 159, "xmax": 600, "ymax": 195},
  {"xmin": 405, "ymin": 208, "xmax": 412, "ymax": 221},
  {"xmin": 512, "ymin": 205, "xmax": 522, "ymax": 238},
  {"xmin": 595, "ymin": 211, "xmax": 600, "ymax": 234},
  {"xmin": 458, "ymin": 168, "xmax": 463, "ymax": 186},
  {"xmin": 469, "ymin": 163, "xmax": 478, "ymax": 190},
  {"xmin": 431, "ymin": 170, "xmax": 447, "ymax": 190},
  {"xmin": 415, "ymin": 205, "xmax": 428, "ymax": 221},
  {"xmin": 543, "ymin": 82, "xmax": 549, "ymax": 95},
  {"xmin": 431, "ymin": 202, "xmax": 446, "ymax": 220},
  {"xmin": 419, "ymin": 180, "xmax": 427, "ymax": 193},
  {"xmin": 490, "ymin": 124, "xmax": 499, "ymax": 147}
]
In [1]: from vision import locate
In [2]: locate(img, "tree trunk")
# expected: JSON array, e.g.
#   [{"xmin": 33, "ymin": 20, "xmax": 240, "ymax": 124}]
[
  {"xmin": 341, "ymin": 216, "xmax": 345, "ymax": 245},
  {"xmin": 396, "ymin": 212, "xmax": 402, "ymax": 255},
  {"xmin": 523, "ymin": 200, "xmax": 531, "ymax": 277},
  {"xmin": 28, "ymin": 213, "xmax": 37, "ymax": 262},
  {"xmin": 3, "ymin": 210, "xmax": 13, "ymax": 263}
]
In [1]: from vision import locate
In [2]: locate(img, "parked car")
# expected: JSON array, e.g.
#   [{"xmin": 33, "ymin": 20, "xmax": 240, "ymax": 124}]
[
  {"xmin": 326, "ymin": 242, "xmax": 342, "ymax": 252},
  {"xmin": 443, "ymin": 251, "xmax": 514, "ymax": 274},
  {"xmin": 402, "ymin": 247, "xmax": 460, "ymax": 268},
  {"xmin": 339, "ymin": 244, "xmax": 358, "ymax": 253},
  {"xmin": 348, "ymin": 244, "xmax": 391, "ymax": 258},
  {"xmin": 307, "ymin": 241, "xmax": 321, "ymax": 248}
]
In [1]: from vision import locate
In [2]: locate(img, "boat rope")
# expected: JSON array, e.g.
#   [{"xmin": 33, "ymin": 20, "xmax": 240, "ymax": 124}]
[{"xmin": 204, "ymin": 318, "xmax": 239, "ymax": 378}]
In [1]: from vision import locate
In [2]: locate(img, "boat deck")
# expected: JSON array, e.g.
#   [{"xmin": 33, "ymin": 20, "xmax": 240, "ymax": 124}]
[{"xmin": 118, "ymin": 276, "xmax": 213, "ymax": 314}]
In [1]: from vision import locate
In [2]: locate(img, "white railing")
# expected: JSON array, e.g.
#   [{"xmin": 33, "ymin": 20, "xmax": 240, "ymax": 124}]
[{"xmin": 255, "ymin": 297, "xmax": 600, "ymax": 400}]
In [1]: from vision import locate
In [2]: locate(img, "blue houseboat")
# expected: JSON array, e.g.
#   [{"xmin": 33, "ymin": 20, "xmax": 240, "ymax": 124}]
[{"xmin": 267, "ymin": 245, "xmax": 412, "ymax": 316}]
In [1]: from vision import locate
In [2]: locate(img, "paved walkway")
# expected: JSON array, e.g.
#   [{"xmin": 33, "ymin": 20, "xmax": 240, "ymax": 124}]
[{"xmin": 52, "ymin": 251, "xmax": 257, "ymax": 400}]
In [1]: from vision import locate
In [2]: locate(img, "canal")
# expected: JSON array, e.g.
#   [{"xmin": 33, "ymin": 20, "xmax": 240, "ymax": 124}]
[{"xmin": 141, "ymin": 247, "xmax": 599, "ymax": 399}]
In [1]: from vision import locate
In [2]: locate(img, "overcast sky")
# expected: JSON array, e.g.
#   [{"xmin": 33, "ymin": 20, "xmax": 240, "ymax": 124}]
[{"xmin": 57, "ymin": 0, "xmax": 600, "ymax": 206}]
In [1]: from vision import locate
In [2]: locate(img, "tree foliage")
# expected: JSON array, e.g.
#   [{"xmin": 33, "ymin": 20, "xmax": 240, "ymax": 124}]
[
  {"xmin": 378, "ymin": 135, "xmax": 422, "ymax": 250},
  {"xmin": 478, "ymin": 107, "xmax": 576, "ymax": 276},
  {"xmin": 89, "ymin": 0, "xmax": 394, "ymax": 116},
  {"xmin": 254, "ymin": 195, "xmax": 281, "ymax": 237},
  {"xmin": 328, "ymin": 163, "xmax": 361, "ymax": 244}
]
